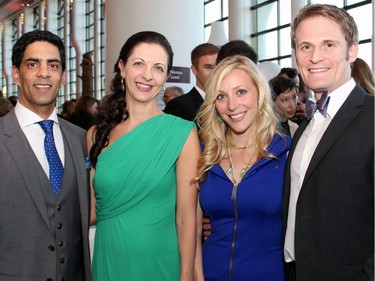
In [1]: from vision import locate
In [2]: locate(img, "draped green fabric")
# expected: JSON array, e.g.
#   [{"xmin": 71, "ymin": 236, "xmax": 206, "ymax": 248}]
[{"xmin": 92, "ymin": 114, "xmax": 194, "ymax": 281}]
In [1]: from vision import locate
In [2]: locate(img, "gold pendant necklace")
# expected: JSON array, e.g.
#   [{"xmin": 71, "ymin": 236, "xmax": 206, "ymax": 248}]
[
  {"xmin": 226, "ymin": 146, "xmax": 256, "ymax": 200},
  {"xmin": 228, "ymin": 137, "xmax": 257, "ymax": 150}
]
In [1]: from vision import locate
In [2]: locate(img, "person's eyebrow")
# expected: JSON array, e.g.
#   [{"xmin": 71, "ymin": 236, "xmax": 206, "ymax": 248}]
[{"xmin": 23, "ymin": 57, "xmax": 61, "ymax": 64}]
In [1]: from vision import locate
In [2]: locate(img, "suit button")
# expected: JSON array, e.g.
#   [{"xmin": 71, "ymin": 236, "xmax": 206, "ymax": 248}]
[
  {"xmin": 57, "ymin": 205, "xmax": 62, "ymax": 211},
  {"xmin": 57, "ymin": 223, "xmax": 62, "ymax": 229},
  {"xmin": 58, "ymin": 241, "xmax": 64, "ymax": 247},
  {"xmin": 48, "ymin": 245, "xmax": 55, "ymax": 251},
  {"xmin": 60, "ymin": 257, "xmax": 65, "ymax": 264}
]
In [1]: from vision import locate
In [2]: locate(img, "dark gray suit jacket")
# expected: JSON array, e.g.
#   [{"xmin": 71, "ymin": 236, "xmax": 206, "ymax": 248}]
[
  {"xmin": 163, "ymin": 87, "xmax": 203, "ymax": 121},
  {"xmin": 0, "ymin": 110, "xmax": 91, "ymax": 281},
  {"xmin": 282, "ymin": 85, "xmax": 374, "ymax": 281}
]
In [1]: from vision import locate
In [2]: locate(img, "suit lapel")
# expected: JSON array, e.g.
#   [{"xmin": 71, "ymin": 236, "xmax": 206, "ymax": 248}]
[
  {"xmin": 190, "ymin": 88, "xmax": 204, "ymax": 109},
  {"xmin": 282, "ymin": 118, "xmax": 308, "ymax": 225},
  {"xmin": 303, "ymin": 86, "xmax": 366, "ymax": 184},
  {"xmin": 3, "ymin": 111, "xmax": 53, "ymax": 233}
]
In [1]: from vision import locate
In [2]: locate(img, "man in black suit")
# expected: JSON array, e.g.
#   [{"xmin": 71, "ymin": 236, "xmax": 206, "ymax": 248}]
[
  {"xmin": 283, "ymin": 4, "xmax": 374, "ymax": 281},
  {"xmin": 164, "ymin": 43, "xmax": 219, "ymax": 121}
]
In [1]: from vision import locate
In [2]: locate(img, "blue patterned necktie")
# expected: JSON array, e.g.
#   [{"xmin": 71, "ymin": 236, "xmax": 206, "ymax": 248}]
[
  {"xmin": 305, "ymin": 91, "xmax": 330, "ymax": 120},
  {"xmin": 38, "ymin": 120, "xmax": 64, "ymax": 195}
]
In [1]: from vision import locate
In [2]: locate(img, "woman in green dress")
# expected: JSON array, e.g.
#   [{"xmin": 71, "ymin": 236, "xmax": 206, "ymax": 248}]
[{"xmin": 87, "ymin": 31, "xmax": 200, "ymax": 281}]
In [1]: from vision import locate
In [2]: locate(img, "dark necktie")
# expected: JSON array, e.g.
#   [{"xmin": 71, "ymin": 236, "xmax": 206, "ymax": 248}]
[
  {"xmin": 38, "ymin": 120, "xmax": 64, "ymax": 195},
  {"xmin": 305, "ymin": 91, "xmax": 330, "ymax": 120}
]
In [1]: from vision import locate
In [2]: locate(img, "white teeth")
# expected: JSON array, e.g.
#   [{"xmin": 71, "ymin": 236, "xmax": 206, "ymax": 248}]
[
  {"xmin": 310, "ymin": 68, "xmax": 327, "ymax": 73},
  {"xmin": 230, "ymin": 113, "xmax": 244, "ymax": 120},
  {"xmin": 36, "ymin": 85, "xmax": 50, "ymax": 88},
  {"xmin": 137, "ymin": 83, "xmax": 151, "ymax": 89}
]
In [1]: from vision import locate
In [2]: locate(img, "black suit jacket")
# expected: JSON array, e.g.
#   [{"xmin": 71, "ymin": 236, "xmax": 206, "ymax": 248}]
[
  {"xmin": 282, "ymin": 85, "xmax": 374, "ymax": 281},
  {"xmin": 163, "ymin": 87, "xmax": 203, "ymax": 121}
]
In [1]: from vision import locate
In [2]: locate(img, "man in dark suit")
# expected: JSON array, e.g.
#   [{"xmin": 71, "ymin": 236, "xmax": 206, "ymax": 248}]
[
  {"xmin": 283, "ymin": 4, "xmax": 374, "ymax": 281},
  {"xmin": 164, "ymin": 43, "xmax": 219, "ymax": 121},
  {"xmin": 0, "ymin": 30, "xmax": 91, "ymax": 280}
]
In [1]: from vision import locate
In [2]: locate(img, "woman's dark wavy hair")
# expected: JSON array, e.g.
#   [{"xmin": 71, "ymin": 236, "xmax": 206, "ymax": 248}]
[
  {"xmin": 90, "ymin": 31, "xmax": 173, "ymax": 167},
  {"xmin": 269, "ymin": 76, "xmax": 296, "ymax": 101}
]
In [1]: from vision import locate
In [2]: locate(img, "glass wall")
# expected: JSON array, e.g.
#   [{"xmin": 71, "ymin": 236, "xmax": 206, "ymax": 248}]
[
  {"xmin": 0, "ymin": 0, "xmax": 371, "ymax": 108},
  {"xmin": 0, "ymin": 0, "xmax": 106, "ymax": 111},
  {"xmin": 204, "ymin": 0, "xmax": 373, "ymax": 69}
]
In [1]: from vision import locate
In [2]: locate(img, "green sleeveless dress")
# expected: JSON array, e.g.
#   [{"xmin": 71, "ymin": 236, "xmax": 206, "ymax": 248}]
[{"xmin": 92, "ymin": 114, "xmax": 194, "ymax": 281}]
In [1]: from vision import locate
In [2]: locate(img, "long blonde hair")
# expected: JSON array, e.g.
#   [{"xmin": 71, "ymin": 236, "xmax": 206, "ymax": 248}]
[{"xmin": 196, "ymin": 55, "xmax": 279, "ymax": 185}]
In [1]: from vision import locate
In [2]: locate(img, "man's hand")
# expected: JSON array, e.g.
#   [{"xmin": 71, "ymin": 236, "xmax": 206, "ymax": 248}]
[
  {"xmin": 202, "ymin": 217, "xmax": 211, "ymax": 240},
  {"xmin": 294, "ymin": 101, "xmax": 306, "ymax": 119}
]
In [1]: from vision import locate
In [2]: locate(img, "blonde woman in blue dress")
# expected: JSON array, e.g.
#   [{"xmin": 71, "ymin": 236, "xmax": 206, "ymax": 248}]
[
  {"xmin": 194, "ymin": 55, "xmax": 291, "ymax": 280},
  {"xmin": 87, "ymin": 31, "xmax": 200, "ymax": 281}
]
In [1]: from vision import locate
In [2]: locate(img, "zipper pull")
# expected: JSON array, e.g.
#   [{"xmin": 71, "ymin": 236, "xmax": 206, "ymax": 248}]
[{"xmin": 231, "ymin": 183, "xmax": 238, "ymax": 200}]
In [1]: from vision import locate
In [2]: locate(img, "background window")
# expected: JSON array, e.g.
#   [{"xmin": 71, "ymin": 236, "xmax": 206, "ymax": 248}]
[{"xmin": 204, "ymin": 0, "xmax": 373, "ymax": 70}]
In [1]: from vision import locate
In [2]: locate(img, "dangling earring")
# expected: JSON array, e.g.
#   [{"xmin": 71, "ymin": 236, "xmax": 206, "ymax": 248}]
[
  {"xmin": 121, "ymin": 76, "xmax": 126, "ymax": 92},
  {"xmin": 162, "ymin": 85, "xmax": 166, "ymax": 93}
]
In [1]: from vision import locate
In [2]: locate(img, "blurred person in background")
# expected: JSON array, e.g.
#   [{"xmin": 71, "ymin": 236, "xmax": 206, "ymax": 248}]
[
  {"xmin": 277, "ymin": 67, "xmax": 309, "ymax": 124},
  {"xmin": 7, "ymin": 95, "xmax": 19, "ymax": 107},
  {"xmin": 351, "ymin": 57, "xmax": 374, "ymax": 95},
  {"xmin": 68, "ymin": 95, "xmax": 98, "ymax": 130},
  {"xmin": 0, "ymin": 96, "xmax": 13, "ymax": 117},
  {"xmin": 269, "ymin": 76, "xmax": 299, "ymax": 137},
  {"xmin": 163, "ymin": 86, "xmax": 184, "ymax": 105},
  {"xmin": 164, "ymin": 43, "xmax": 219, "ymax": 121}
]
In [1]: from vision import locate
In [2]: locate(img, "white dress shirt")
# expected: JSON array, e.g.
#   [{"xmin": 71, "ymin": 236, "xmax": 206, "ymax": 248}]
[
  {"xmin": 284, "ymin": 79, "xmax": 356, "ymax": 262},
  {"xmin": 195, "ymin": 85, "xmax": 206, "ymax": 100},
  {"xmin": 15, "ymin": 102, "xmax": 65, "ymax": 178}
]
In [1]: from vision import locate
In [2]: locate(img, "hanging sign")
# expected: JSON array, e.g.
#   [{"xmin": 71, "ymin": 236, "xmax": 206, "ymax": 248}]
[{"xmin": 167, "ymin": 66, "xmax": 190, "ymax": 83}]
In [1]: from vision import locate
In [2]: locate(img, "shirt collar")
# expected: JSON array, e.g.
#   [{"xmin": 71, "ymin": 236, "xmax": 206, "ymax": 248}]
[
  {"xmin": 195, "ymin": 85, "xmax": 206, "ymax": 100},
  {"xmin": 15, "ymin": 102, "xmax": 59, "ymax": 129},
  {"xmin": 325, "ymin": 78, "xmax": 355, "ymax": 118}
]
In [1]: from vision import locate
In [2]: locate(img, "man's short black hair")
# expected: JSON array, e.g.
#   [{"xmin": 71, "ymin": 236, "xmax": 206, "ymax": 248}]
[{"xmin": 12, "ymin": 30, "xmax": 66, "ymax": 72}]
